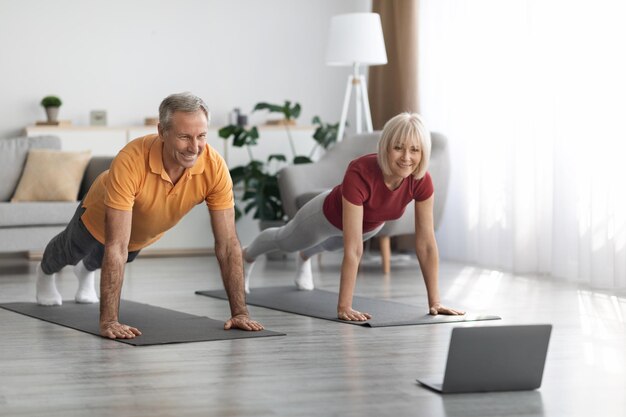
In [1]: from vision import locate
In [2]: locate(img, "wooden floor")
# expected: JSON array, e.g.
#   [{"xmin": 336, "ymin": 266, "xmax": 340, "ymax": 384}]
[{"xmin": 1, "ymin": 252, "xmax": 625, "ymax": 417}]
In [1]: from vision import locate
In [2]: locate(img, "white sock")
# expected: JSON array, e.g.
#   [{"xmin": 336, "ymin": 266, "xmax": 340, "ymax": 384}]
[
  {"xmin": 241, "ymin": 248, "xmax": 256, "ymax": 294},
  {"xmin": 295, "ymin": 255, "xmax": 314, "ymax": 290},
  {"xmin": 36, "ymin": 263, "xmax": 62, "ymax": 306},
  {"xmin": 242, "ymin": 247, "xmax": 255, "ymax": 294},
  {"xmin": 73, "ymin": 261, "xmax": 99, "ymax": 304}
]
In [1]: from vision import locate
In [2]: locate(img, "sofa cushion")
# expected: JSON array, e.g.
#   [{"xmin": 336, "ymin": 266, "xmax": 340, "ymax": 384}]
[
  {"xmin": 79, "ymin": 156, "xmax": 113, "ymax": 199},
  {"xmin": 0, "ymin": 201, "xmax": 78, "ymax": 227},
  {"xmin": 0, "ymin": 136, "xmax": 61, "ymax": 201},
  {"xmin": 11, "ymin": 149, "xmax": 91, "ymax": 202}
]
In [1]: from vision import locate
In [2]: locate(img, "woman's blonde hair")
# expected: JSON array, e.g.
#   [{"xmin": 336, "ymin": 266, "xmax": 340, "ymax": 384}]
[{"xmin": 377, "ymin": 112, "xmax": 431, "ymax": 180}]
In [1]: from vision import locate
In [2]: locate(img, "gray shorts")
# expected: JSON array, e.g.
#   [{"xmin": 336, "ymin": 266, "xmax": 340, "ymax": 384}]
[
  {"xmin": 245, "ymin": 190, "xmax": 383, "ymax": 260},
  {"xmin": 40, "ymin": 203, "xmax": 140, "ymax": 274}
]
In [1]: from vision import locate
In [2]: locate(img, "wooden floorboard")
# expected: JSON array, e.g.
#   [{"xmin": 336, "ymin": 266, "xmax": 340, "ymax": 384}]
[{"xmin": 0, "ymin": 253, "xmax": 625, "ymax": 416}]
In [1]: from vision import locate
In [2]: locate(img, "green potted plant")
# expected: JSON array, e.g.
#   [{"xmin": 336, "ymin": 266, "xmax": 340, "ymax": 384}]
[
  {"xmin": 310, "ymin": 116, "xmax": 340, "ymax": 156},
  {"xmin": 40, "ymin": 95, "xmax": 63, "ymax": 123},
  {"xmin": 253, "ymin": 101, "xmax": 312, "ymax": 164},
  {"xmin": 219, "ymin": 101, "xmax": 339, "ymax": 225},
  {"xmin": 218, "ymin": 124, "xmax": 285, "ymax": 222}
]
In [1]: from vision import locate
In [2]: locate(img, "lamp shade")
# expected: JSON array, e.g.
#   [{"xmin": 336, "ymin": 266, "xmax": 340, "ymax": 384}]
[{"xmin": 326, "ymin": 13, "xmax": 387, "ymax": 66}]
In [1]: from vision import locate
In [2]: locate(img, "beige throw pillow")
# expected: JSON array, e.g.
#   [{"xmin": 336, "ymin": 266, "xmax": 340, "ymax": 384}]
[{"xmin": 11, "ymin": 149, "xmax": 91, "ymax": 202}]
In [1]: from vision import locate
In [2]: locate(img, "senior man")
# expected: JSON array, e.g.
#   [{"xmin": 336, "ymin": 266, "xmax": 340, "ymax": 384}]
[{"xmin": 36, "ymin": 92, "xmax": 263, "ymax": 338}]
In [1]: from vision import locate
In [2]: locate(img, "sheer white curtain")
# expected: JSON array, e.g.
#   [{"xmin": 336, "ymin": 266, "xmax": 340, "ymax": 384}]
[{"xmin": 419, "ymin": 0, "xmax": 626, "ymax": 288}]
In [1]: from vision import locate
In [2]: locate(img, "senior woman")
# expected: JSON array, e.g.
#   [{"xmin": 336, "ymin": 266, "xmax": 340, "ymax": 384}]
[{"xmin": 243, "ymin": 113, "xmax": 464, "ymax": 321}]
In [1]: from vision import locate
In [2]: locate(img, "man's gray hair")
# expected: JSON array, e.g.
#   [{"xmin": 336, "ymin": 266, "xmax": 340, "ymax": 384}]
[{"xmin": 159, "ymin": 92, "xmax": 210, "ymax": 131}]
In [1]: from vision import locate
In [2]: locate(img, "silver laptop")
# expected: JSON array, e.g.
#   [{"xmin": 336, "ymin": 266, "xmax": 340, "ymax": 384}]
[{"xmin": 417, "ymin": 324, "xmax": 552, "ymax": 393}]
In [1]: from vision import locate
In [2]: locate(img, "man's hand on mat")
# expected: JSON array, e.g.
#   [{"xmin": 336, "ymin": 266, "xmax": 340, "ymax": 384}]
[
  {"xmin": 429, "ymin": 303, "xmax": 465, "ymax": 316},
  {"xmin": 337, "ymin": 308, "xmax": 372, "ymax": 321},
  {"xmin": 100, "ymin": 321, "xmax": 142, "ymax": 339},
  {"xmin": 224, "ymin": 314, "xmax": 265, "ymax": 331}
]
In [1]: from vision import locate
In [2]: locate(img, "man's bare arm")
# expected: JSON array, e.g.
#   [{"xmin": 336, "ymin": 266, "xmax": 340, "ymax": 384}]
[
  {"xmin": 210, "ymin": 208, "xmax": 264, "ymax": 331},
  {"xmin": 99, "ymin": 207, "xmax": 141, "ymax": 338}
]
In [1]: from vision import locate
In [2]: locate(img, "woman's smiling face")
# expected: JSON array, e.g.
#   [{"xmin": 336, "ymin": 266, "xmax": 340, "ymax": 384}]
[{"xmin": 387, "ymin": 137, "xmax": 422, "ymax": 179}]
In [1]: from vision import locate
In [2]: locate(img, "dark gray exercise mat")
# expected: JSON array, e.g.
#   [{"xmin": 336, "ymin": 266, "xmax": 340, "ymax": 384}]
[
  {"xmin": 0, "ymin": 300, "xmax": 284, "ymax": 346},
  {"xmin": 195, "ymin": 286, "xmax": 500, "ymax": 327}
]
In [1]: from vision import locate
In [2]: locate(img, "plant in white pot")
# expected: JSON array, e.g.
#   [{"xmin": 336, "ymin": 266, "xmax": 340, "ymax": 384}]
[{"xmin": 40, "ymin": 95, "xmax": 62, "ymax": 123}]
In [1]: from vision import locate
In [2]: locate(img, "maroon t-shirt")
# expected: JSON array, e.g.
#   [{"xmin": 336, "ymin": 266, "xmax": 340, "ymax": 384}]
[{"xmin": 322, "ymin": 153, "xmax": 434, "ymax": 232}]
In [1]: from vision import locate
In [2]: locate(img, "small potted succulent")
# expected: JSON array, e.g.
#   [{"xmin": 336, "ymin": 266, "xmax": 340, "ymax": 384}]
[{"xmin": 40, "ymin": 95, "xmax": 63, "ymax": 123}]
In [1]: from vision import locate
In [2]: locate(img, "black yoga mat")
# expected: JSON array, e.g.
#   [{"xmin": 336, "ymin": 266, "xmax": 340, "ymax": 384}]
[
  {"xmin": 195, "ymin": 286, "xmax": 500, "ymax": 327},
  {"xmin": 0, "ymin": 300, "xmax": 284, "ymax": 346}
]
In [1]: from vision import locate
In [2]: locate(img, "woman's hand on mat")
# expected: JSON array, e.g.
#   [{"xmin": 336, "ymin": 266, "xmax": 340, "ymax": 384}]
[
  {"xmin": 337, "ymin": 308, "xmax": 372, "ymax": 321},
  {"xmin": 100, "ymin": 321, "xmax": 142, "ymax": 339},
  {"xmin": 429, "ymin": 303, "xmax": 465, "ymax": 316},
  {"xmin": 224, "ymin": 314, "xmax": 265, "ymax": 331}
]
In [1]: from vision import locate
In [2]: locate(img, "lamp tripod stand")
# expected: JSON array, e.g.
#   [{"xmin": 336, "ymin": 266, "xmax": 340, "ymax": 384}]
[{"xmin": 336, "ymin": 63, "xmax": 373, "ymax": 142}]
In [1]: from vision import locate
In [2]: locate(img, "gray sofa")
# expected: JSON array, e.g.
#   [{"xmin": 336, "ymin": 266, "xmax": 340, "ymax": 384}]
[{"xmin": 0, "ymin": 136, "xmax": 112, "ymax": 254}]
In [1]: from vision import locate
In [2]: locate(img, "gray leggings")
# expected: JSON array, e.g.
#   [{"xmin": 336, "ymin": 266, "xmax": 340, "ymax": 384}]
[
  {"xmin": 40, "ymin": 203, "xmax": 140, "ymax": 274},
  {"xmin": 245, "ymin": 190, "xmax": 384, "ymax": 260}
]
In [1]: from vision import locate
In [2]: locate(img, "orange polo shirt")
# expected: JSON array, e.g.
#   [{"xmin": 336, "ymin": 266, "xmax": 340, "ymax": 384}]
[{"xmin": 81, "ymin": 134, "xmax": 234, "ymax": 252}]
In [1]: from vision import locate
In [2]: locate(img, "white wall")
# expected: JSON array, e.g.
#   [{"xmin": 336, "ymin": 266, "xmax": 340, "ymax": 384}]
[
  {"xmin": 0, "ymin": 0, "xmax": 371, "ymax": 251},
  {"xmin": 0, "ymin": 0, "xmax": 370, "ymax": 139}
]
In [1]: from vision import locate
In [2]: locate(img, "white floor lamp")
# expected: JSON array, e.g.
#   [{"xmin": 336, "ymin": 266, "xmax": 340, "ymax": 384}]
[{"xmin": 326, "ymin": 13, "xmax": 387, "ymax": 141}]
